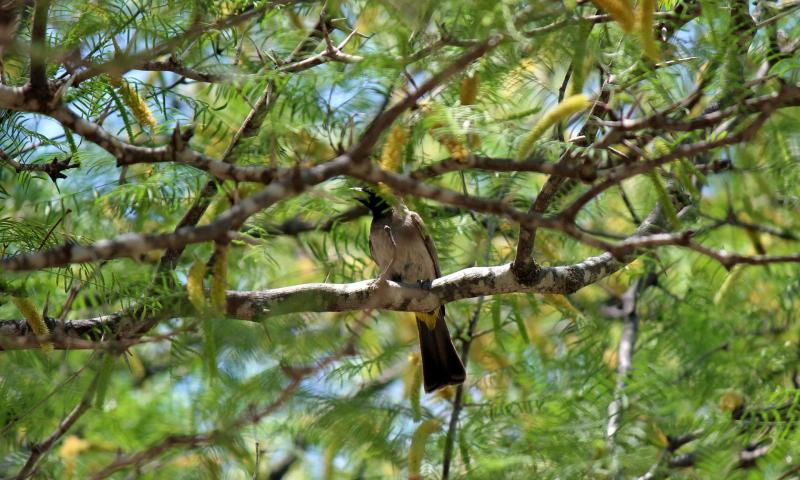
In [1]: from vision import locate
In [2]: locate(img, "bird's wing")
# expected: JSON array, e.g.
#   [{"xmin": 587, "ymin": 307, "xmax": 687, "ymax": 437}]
[
  {"xmin": 409, "ymin": 211, "xmax": 441, "ymax": 278},
  {"xmin": 368, "ymin": 222, "xmax": 378, "ymax": 266}
]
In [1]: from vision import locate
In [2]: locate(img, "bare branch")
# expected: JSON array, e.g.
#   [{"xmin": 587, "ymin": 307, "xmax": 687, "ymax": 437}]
[
  {"xmin": 511, "ymin": 75, "xmax": 611, "ymax": 282},
  {"xmin": 70, "ymin": 1, "xmax": 293, "ymax": 85},
  {"xmin": 351, "ymin": 34, "xmax": 502, "ymax": 158},
  {"xmin": 560, "ymin": 93, "xmax": 792, "ymax": 221},
  {"xmin": 138, "ymin": 59, "xmax": 228, "ymax": 83},
  {"xmin": 0, "ymin": 156, "xmax": 350, "ymax": 271},
  {"xmin": 15, "ymin": 364, "xmax": 101, "ymax": 479},
  {"xmin": 0, "ymin": 149, "xmax": 78, "ymax": 182},
  {"xmin": 88, "ymin": 338, "xmax": 356, "ymax": 478},
  {"xmin": 29, "ymin": 0, "xmax": 50, "ymax": 96}
]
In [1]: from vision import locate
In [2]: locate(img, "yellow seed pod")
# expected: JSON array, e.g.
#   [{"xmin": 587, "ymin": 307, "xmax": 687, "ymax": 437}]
[
  {"xmin": 322, "ymin": 444, "xmax": 336, "ymax": 480},
  {"xmin": 719, "ymin": 391, "xmax": 744, "ymax": 413},
  {"xmin": 379, "ymin": 124, "xmax": 409, "ymax": 173},
  {"xmin": 11, "ymin": 297, "xmax": 52, "ymax": 352},
  {"xmin": 602, "ymin": 348, "xmax": 618, "ymax": 370},
  {"xmin": 408, "ymin": 419, "xmax": 440, "ymax": 479},
  {"xmin": 437, "ymin": 133, "xmax": 471, "ymax": 163},
  {"xmin": 638, "ymin": 0, "xmax": 659, "ymax": 61},
  {"xmin": 59, "ymin": 435, "xmax": 91, "ymax": 477},
  {"xmin": 459, "ymin": 73, "xmax": 482, "ymax": 149},
  {"xmin": 355, "ymin": 6, "xmax": 380, "ymax": 36},
  {"xmin": 425, "ymin": 104, "xmax": 471, "ymax": 163},
  {"xmin": 459, "ymin": 72, "xmax": 480, "ymax": 106},
  {"xmin": 58, "ymin": 435, "xmax": 90, "ymax": 459},
  {"xmin": 645, "ymin": 421, "xmax": 669, "ymax": 447},
  {"xmin": 187, "ymin": 259, "xmax": 208, "ymax": 313},
  {"xmin": 501, "ymin": 58, "xmax": 536, "ymax": 93},
  {"xmin": 516, "ymin": 94, "xmax": 591, "ymax": 160},
  {"xmin": 126, "ymin": 349, "xmax": 146, "ymax": 381},
  {"xmin": 210, "ymin": 243, "xmax": 228, "ymax": 313},
  {"xmin": 714, "ymin": 265, "xmax": 743, "ymax": 306},
  {"xmin": 199, "ymin": 194, "xmax": 231, "ymax": 226},
  {"xmin": 591, "ymin": 0, "xmax": 636, "ymax": 33},
  {"xmin": 408, "ymin": 352, "xmax": 420, "ymax": 366},
  {"xmin": 745, "ymin": 229, "xmax": 766, "ymax": 255},
  {"xmin": 110, "ymin": 75, "xmax": 156, "ymax": 129},
  {"xmin": 408, "ymin": 357, "xmax": 422, "ymax": 421},
  {"xmin": 286, "ymin": 9, "xmax": 305, "ymax": 30}
]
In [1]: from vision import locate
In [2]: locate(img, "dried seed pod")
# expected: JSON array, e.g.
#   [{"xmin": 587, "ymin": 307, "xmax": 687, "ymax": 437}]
[
  {"xmin": 436, "ymin": 132, "xmax": 471, "ymax": 163},
  {"xmin": 210, "ymin": 242, "xmax": 229, "ymax": 313},
  {"xmin": 379, "ymin": 124, "xmax": 409, "ymax": 173},
  {"xmin": 12, "ymin": 297, "xmax": 52, "ymax": 352},
  {"xmin": 459, "ymin": 72, "xmax": 482, "ymax": 149},
  {"xmin": 187, "ymin": 259, "xmax": 208, "ymax": 313},
  {"xmin": 109, "ymin": 75, "xmax": 156, "ymax": 129},
  {"xmin": 459, "ymin": 72, "xmax": 480, "ymax": 106},
  {"xmin": 516, "ymin": 94, "xmax": 591, "ymax": 160},
  {"xmin": 408, "ymin": 419, "xmax": 440, "ymax": 479},
  {"xmin": 591, "ymin": 0, "xmax": 635, "ymax": 33},
  {"xmin": 638, "ymin": 0, "xmax": 659, "ymax": 61}
]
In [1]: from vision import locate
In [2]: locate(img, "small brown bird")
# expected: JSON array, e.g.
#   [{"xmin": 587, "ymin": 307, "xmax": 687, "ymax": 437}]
[{"xmin": 355, "ymin": 187, "xmax": 466, "ymax": 392}]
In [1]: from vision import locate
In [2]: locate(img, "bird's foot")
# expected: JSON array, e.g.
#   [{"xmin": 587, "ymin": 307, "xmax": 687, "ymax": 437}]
[
  {"xmin": 371, "ymin": 275, "xmax": 389, "ymax": 291},
  {"xmin": 417, "ymin": 279, "xmax": 433, "ymax": 290},
  {"xmin": 372, "ymin": 272, "xmax": 401, "ymax": 291}
]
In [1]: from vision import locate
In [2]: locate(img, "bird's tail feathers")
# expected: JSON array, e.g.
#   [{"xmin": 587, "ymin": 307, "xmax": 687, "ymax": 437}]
[{"xmin": 416, "ymin": 306, "xmax": 466, "ymax": 393}]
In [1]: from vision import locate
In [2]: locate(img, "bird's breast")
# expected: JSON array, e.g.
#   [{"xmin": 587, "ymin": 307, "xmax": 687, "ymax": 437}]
[{"xmin": 370, "ymin": 216, "xmax": 437, "ymax": 282}]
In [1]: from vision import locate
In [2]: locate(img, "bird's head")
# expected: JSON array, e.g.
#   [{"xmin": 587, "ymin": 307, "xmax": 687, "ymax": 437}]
[{"xmin": 352, "ymin": 186, "xmax": 392, "ymax": 218}]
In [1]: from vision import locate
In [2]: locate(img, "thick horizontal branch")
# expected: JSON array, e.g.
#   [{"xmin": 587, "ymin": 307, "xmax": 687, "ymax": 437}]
[
  {"xmin": 0, "ymin": 253, "xmax": 634, "ymax": 348},
  {"xmin": 1, "ymin": 207, "xmax": 665, "ymax": 346},
  {"xmin": 4, "ymin": 201, "xmax": 799, "ymax": 349},
  {"xmin": 226, "ymin": 256, "xmax": 626, "ymax": 320}
]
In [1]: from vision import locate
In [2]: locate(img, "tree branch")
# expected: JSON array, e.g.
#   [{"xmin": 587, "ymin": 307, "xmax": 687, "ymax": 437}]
[
  {"xmin": 70, "ymin": 1, "xmax": 291, "ymax": 85},
  {"xmin": 351, "ymin": 34, "xmax": 502, "ymax": 159},
  {"xmin": 88, "ymin": 338, "xmax": 356, "ymax": 478},
  {"xmin": 0, "ymin": 156, "xmax": 350, "ymax": 271},
  {"xmin": 15, "ymin": 362, "xmax": 101, "ymax": 479},
  {"xmin": 0, "ymin": 148, "xmax": 78, "ymax": 182},
  {"xmin": 29, "ymin": 0, "xmax": 50, "ymax": 96}
]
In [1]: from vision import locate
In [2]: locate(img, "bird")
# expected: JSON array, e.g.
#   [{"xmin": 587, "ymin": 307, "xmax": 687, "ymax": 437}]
[{"xmin": 354, "ymin": 186, "xmax": 466, "ymax": 393}]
